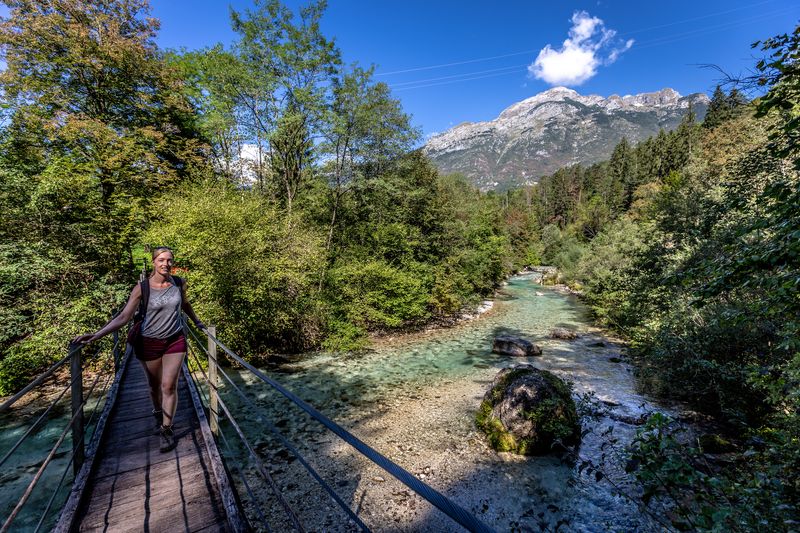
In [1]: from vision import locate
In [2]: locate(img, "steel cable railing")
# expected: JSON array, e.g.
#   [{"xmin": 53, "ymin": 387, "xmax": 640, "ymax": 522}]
[
  {"xmin": 188, "ymin": 324, "xmax": 495, "ymax": 533},
  {"xmin": 213, "ymin": 381, "xmax": 305, "ymax": 531},
  {"xmin": 185, "ymin": 343, "xmax": 275, "ymax": 532},
  {"xmin": 186, "ymin": 326, "xmax": 370, "ymax": 532},
  {"xmin": 0, "ymin": 323, "xmax": 122, "ymax": 533},
  {"xmin": 188, "ymin": 345, "xmax": 271, "ymax": 531},
  {"xmin": 32, "ymin": 356, "xmax": 116, "ymax": 533},
  {"xmin": 0, "ymin": 352, "xmax": 74, "ymax": 413},
  {"xmin": 1, "ymin": 345, "xmax": 116, "ymax": 532},
  {"xmin": 0, "ymin": 343, "xmax": 109, "ymax": 469},
  {"xmin": 0, "ymin": 363, "xmax": 82, "ymax": 470},
  {"xmin": 185, "ymin": 339, "xmax": 303, "ymax": 531}
]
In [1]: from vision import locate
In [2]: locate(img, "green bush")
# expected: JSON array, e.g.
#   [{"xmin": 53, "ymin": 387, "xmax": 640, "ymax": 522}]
[
  {"xmin": 326, "ymin": 259, "xmax": 431, "ymax": 331},
  {"xmin": 0, "ymin": 243, "xmax": 129, "ymax": 394},
  {"xmin": 144, "ymin": 182, "xmax": 326, "ymax": 356},
  {"xmin": 627, "ymin": 413, "xmax": 800, "ymax": 531},
  {"xmin": 569, "ymin": 217, "xmax": 652, "ymax": 328}
]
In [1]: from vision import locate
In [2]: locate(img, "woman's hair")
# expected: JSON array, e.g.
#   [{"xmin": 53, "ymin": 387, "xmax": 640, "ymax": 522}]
[{"xmin": 151, "ymin": 246, "xmax": 174, "ymax": 261}]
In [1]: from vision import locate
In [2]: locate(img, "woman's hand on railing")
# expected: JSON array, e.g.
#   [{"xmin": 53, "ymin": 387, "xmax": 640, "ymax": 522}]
[{"xmin": 71, "ymin": 334, "xmax": 99, "ymax": 346}]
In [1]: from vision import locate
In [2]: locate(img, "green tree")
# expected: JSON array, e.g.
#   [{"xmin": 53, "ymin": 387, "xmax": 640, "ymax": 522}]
[
  {"xmin": 703, "ymin": 85, "xmax": 730, "ymax": 129},
  {"xmin": 319, "ymin": 65, "xmax": 417, "ymax": 257},
  {"xmin": 0, "ymin": 0, "xmax": 207, "ymax": 269},
  {"xmin": 0, "ymin": 0, "xmax": 208, "ymax": 390},
  {"xmin": 703, "ymin": 85, "xmax": 749, "ymax": 129},
  {"xmin": 144, "ymin": 183, "xmax": 326, "ymax": 355},
  {"xmin": 229, "ymin": 0, "xmax": 341, "ymax": 210},
  {"xmin": 608, "ymin": 137, "xmax": 638, "ymax": 209},
  {"xmin": 169, "ymin": 46, "xmax": 250, "ymax": 185}
]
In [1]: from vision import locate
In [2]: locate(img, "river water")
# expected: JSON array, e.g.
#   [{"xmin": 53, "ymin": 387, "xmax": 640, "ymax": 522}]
[{"xmin": 222, "ymin": 273, "xmax": 670, "ymax": 532}]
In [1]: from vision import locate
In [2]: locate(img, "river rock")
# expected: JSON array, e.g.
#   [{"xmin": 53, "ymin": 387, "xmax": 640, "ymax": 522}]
[
  {"xmin": 476, "ymin": 365, "xmax": 580, "ymax": 455},
  {"xmin": 550, "ymin": 327, "xmax": 579, "ymax": 340},
  {"xmin": 492, "ymin": 335, "xmax": 542, "ymax": 357}
]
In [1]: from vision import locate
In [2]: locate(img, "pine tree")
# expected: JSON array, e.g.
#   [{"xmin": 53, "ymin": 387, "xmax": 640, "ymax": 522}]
[
  {"xmin": 703, "ymin": 86, "xmax": 749, "ymax": 129},
  {"xmin": 703, "ymin": 85, "xmax": 730, "ymax": 129}
]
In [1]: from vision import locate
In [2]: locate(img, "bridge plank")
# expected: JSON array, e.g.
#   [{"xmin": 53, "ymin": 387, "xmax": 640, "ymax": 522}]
[{"xmin": 79, "ymin": 460, "xmax": 226, "ymax": 532}]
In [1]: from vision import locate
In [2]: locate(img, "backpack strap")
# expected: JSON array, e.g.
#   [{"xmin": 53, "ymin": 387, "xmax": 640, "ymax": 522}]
[
  {"xmin": 138, "ymin": 279, "xmax": 150, "ymax": 319},
  {"xmin": 172, "ymin": 276, "xmax": 185, "ymax": 305}
]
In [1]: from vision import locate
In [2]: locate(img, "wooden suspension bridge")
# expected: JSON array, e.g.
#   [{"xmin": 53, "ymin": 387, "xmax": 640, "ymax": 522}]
[{"xmin": 0, "ymin": 320, "xmax": 495, "ymax": 532}]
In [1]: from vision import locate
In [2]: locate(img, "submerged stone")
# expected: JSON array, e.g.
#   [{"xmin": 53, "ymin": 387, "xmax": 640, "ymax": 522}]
[
  {"xmin": 492, "ymin": 335, "xmax": 542, "ymax": 357},
  {"xmin": 476, "ymin": 365, "xmax": 580, "ymax": 455},
  {"xmin": 550, "ymin": 327, "xmax": 579, "ymax": 340}
]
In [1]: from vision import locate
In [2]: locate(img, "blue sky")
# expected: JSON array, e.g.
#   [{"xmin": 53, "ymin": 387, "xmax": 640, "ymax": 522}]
[
  {"xmin": 43, "ymin": 2, "xmax": 800, "ymax": 137},
  {"xmin": 148, "ymin": 0, "xmax": 799, "ymax": 137}
]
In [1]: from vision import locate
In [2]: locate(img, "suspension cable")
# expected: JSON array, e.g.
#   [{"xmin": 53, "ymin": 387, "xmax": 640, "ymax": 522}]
[
  {"xmin": 212, "ymin": 355, "xmax": 371, "ymax": 532},
  {"xmin": 213, "ymin": 384, "xmax": 305, "ymax": 531},
  {"xmin": 202, "ymin": 329, "xmax": 495, "ymax": 533},
  {"xmin": 186, "ymin": 348, "xmax": 272, "ymax": 532},
  {"xmin": 32, "ymin": 355, "xmax": 116, "ymax": 533},
  {"xmin": 0, "ymin": 375, "xmax": 74, "ymax": 469},
  {"xmin": 187, "ymin": 345, "xmax": 292, "ymax": 531},
  {"xmin": 0, "ymin": 344, "xmax": 105, "ymax": 468},
  {"xmin": 1, "ymin": 349, "xmax": 110, "ymax": 533},
  {"xmin": 0, "ymin": 350, "xmax": 75, "ymax": 413}
]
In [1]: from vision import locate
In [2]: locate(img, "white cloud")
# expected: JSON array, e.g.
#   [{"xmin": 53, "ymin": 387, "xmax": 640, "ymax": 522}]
[
  {"xmin": 528, "ymin": 11, "xmax": 633, "ymax": 86},
  {"xmin": 608, "ymin": 39, "xmax": 634, "ymax": 63}
]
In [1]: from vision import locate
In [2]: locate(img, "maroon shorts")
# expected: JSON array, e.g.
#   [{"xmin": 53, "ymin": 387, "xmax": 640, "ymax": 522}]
[{"xmin": 137, "ymin": 332, "xmax": 186, "ymax": 361}]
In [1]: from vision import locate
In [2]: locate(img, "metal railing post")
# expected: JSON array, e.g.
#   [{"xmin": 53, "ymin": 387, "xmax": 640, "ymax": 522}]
[
  {"xmin": 69, "ymin": 343, "xmax": 85, "ymax": 476},
  {"xmin": 207, "ymin": 325, "xmax": 219, "ymax": 436}
]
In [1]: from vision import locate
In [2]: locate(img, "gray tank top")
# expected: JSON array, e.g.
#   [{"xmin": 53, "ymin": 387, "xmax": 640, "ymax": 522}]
[{"xmin": 141, "ymin": 281, "xmax": 184, "ymax": 339}]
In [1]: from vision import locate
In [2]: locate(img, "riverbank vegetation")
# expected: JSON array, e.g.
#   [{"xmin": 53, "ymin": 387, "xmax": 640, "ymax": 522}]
[{"xmin": 508, "ymin": 25, "xmax": 799, "ymax": 530}]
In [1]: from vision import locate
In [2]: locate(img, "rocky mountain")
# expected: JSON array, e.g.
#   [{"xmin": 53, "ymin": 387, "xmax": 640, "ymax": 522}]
[{"xmin": 424, "ymin": 87, "xmax": 709, "ymax": 190}]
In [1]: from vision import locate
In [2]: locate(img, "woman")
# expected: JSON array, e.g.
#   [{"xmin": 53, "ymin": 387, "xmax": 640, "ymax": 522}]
[{"xmin": 72, "ymin": 247, "xmax": 205, "ymax": 453}]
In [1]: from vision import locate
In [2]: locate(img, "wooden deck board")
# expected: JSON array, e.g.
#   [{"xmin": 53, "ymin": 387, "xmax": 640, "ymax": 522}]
[{"xmin": 73, "ymin": 354, "xmax": 236, "ymax": 532}]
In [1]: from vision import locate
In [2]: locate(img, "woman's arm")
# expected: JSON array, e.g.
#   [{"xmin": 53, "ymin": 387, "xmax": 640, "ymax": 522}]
[
  {"xmin": 71, "ymin": 283, "xmax": 142, "ymax": 345},
  {"xmin": 179, "ymin": 280, "xmax": 205, "ymax": 330}
]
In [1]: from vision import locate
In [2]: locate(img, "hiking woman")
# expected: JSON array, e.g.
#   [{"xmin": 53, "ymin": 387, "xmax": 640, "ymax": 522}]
[{"xmin": 72, "ymin": 247, "xmax": 205, "ymax": 452}]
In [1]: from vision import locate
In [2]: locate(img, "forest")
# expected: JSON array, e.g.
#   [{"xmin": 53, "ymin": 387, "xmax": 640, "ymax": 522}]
[
  {"xmin": 0, "ymin": 0, "xmax": 798, "ymax": 529},
  {"xmin": 0, "ymin": 0, "xmax": 529, "ymax": 391}
]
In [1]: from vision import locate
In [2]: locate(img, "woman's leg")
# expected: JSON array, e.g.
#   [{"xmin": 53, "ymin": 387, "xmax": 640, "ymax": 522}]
[
  {"xmin": 138, "ymin": 358, "xmax": 163, "ymax": 413},
  {"xmin": 160, "ymin": 351, "xmax": 185, "ymax": 428}
]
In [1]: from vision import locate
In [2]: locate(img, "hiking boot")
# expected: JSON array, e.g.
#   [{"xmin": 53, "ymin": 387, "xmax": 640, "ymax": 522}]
[{"xmin": 159, "ymin": 425, "xmax": 176, "ymax": 453}]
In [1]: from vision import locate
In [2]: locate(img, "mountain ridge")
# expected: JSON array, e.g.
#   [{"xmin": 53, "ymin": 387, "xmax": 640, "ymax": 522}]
[{"xmin": 424, "ymin": 87, "xmax": 709, "ymax": 190}]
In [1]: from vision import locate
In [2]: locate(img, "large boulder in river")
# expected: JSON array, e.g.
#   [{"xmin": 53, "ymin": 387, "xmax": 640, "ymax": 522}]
[
  {"xmin": 492, "ymin": 335, "xmax": 542, "ymax": 357},
  {"xmin": 476, "ymin": 365, "xmax": 580, "ymax": 455}
]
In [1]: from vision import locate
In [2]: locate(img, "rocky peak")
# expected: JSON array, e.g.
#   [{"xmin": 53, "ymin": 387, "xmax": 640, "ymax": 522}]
[{"xmin": 424, "ymin": 87, "xmax": 709, "ymax": 191}]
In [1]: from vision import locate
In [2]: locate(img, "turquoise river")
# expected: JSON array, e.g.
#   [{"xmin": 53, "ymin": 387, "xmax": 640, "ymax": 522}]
[{"xmin": 223, "ymin": 273, "xmax": 674, "ymax": 532}]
